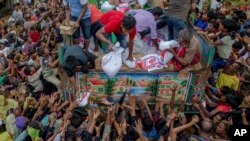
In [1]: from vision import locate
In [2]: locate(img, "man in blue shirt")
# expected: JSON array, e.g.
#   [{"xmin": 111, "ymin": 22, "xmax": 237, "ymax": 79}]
[{"xmin": 64, "ymin": 0, "xmax": 91, "ymax": 51}]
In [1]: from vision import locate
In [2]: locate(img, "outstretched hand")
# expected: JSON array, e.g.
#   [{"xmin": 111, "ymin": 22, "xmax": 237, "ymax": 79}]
[
  {"xmin": 134, "ymin": 119, "xmax": 143, "ymax": 135},
  {"xmin": 191, "ymin": 115, "xmax": 200, "ymax": 124}
]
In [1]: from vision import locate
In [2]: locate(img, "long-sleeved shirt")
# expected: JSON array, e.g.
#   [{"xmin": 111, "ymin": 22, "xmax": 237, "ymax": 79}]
[{"xmin": 128, "ymin": 9, "xmax": 157, "ymax": 39}]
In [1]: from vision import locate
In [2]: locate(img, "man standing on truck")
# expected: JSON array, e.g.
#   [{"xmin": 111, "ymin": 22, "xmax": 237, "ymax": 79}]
[
  {"xmin": 95, "ymin": 10, "xmax": 136, "ymax": 61},
  {"xmin": 165, "ymin": 0, "xmax": 192, "ymax": 40},
  {"xmin": 64, "ymin": 0, "xmax": 91, "ymax": 52}
]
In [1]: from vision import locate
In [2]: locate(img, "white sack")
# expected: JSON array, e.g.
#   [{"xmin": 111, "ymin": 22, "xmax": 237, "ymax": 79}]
[{"xmin": 102, "ymin": 43, "xmax": 124, "ymax": 78}]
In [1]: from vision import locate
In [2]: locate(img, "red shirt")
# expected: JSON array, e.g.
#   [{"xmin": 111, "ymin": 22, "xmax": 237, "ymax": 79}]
[
  {"xmin": 100, "ymin": 10, "xmax": 136, "ymax": 40},
  {"xmin": 29, "ymin": 30, "xmax": 39, "ymax": 43}
]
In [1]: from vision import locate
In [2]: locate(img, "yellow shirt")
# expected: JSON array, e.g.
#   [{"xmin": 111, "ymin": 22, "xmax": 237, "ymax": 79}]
[
  {"xmin": 216, "ymin": 69, "xmax": 240, "ymax": 91},
  {"xmin": 0, "ymin": 132, "xmax": 12, "ymax": 141},
  {"xmin": 0, "ymin": 95, "xmax": 18, "ymax": 120}
]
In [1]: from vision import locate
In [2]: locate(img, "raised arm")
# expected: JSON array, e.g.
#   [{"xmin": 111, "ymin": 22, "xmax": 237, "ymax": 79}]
[
  {"xmin": 141, "ymin": 96, "xmax": 153, "ymax": 121},
  {"xmin": 170, "ymin": 115, "xmax": 200, "ymax": 141}
]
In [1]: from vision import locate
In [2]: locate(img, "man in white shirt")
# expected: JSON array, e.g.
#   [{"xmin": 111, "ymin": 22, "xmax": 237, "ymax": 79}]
[{"xmin": 12, "ymin": 2, "xmax": 24, "ymax": 24}]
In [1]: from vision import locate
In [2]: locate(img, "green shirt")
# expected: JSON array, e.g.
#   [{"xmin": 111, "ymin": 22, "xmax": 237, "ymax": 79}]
[{"xmin": 0, "ymin": 71, "xmax": 7, "ymax": 85}]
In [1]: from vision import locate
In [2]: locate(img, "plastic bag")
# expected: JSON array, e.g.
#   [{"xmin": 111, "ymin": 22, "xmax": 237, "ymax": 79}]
[
  {"xmin": 161, "ymin": 51, "xmax": 173, "ymax": 64},
  {"xmin": 122, "ymin": 48, "xmax": 136, "ymax": 69},
  {"xmin": 138, "ymin": 0, "xmax": 148, "ymax": 8},
  {"xmin": 159, "ymin": 40, "xmax": 180, "ymax": 51},
  {"xmin": 134, "ymin": 34, "xmax": 143, "ymax": 54},
  {"xmin": 159, "ymin": 40, "xmax": 180, "ymax": 64},
  {"xmin": 116, "ymin": 3, "xmax": 130, "ymax": 13},
  {"xmin": 126, "ymin": 34, "xmax": 142, "ymax": 54},
  {"xmin": 77, "ymin": 92, "xmax": 91, "ymax": 107},
  {"xmin": 101, "ymin": 1, "xmax": 116, "ymax": 12},
  {"xmin": 102, "ymin": 43, "xmax": 124, "ymax": 78},
  {"xmin": 137, "ymin": 54, "xmax": 164, "ymax": 72}
]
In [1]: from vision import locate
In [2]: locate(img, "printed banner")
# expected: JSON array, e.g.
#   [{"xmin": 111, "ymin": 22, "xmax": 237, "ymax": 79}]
[{"xmin": 76, "ymin": 72, "xmax": 191, "ymax": 103}]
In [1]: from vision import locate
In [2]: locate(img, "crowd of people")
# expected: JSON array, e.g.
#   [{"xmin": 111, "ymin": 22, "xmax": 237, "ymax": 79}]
[{"xmin": 0, "ymin": 0, "xmax": 249, "ymax": 140}]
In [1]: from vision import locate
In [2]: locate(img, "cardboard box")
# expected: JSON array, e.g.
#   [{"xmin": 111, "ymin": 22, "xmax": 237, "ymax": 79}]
[
  {"xmin": 108, "ymin": 0, "xmax": 119, "ymax": 5},
  {"xmin": 59, "ymin": 21, "xmax": 76, "ymax": 35}
]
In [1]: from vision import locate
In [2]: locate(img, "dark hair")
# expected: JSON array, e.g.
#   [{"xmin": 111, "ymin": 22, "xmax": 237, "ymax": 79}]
[
  {"xmin": 240, "ymin": 31, "xmax": 248, "ymax": 37},
  {"xmin": 155, "ymin": 118, "xmax": 166, "ymax": 132},
  {"xmin": 221, "ymin": 19, "xmax": 235, "ymax": 32},
  {"xmin": 207, "ymin": 10, "xmax": 218, "ymax": 21},
  {"xmin": 232, "ymin": 41, "xmax": 244, "ymax": 50},
  {"xmin": 238, "ymin": 12, "xmax": 247, "ymax": 20},
  {"xmin": 221, "ymin": 86, "xmax": 234, "ymax": 95},
  {"xmin": 7, "ymin": 51, "xmax": 15, "ymax": 60},
  {"xmin": 28, "ymin": 49, "xmax": 36, "ymax": 56},
  {"xmin": 30, "ymin": 27, "xmax": 35, "ymax": 31},
  {"xmin": 36, "ymin": 47, "xmax": 44, "ymax": 56},
  {"xmin": 17, "ymin": 62, "xmax": 26, "ymax": 71},
  {"xmin": 151, "ymin": 7, "xmax": 163, "ymax": 17},
  {"xmin": 226, "ymin": 94, "xmax": 238, "ymax": 108},
  {"xmin": 122, "ymin": 15, "xmax": 136, "ymax": 30},
  {"xmin": 126, "ymin": 126, "xmax": 140, "ymax": 140},
  {"xmin": 142, "ymin": 117, "xmax": 153, "ymax": 132},
  {"xmin": 7, "ymin": 108, "xmax": 14, "ymax": 116},
  {"xmin": 2, "ymin": 76, "xmax": 11, "ymax": 86},
  {"xmin": 64, "ymin": 56, "xmax": 78, "ymax": 71},
  {"xmin": 70, "ymin": 112, "xmax": 82, "ymax": 129},
  {"xmin": 110, "ymin": 129, "xmax": 119, "ymax": 141},
  {"xmin": 213, "ymin": 22, "xmax": 219, "ymax": 29},
  {"xmin": 24, "ymin": 66, "xmax": 31, "ymax": 75},
  {"xmin": 24, "ymin": 135, "xmax": 32, "ymax": 141}
]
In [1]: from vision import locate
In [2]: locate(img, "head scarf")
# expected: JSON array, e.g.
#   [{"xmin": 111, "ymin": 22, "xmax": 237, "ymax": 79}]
[
  {"xmin": 15, "ymin": 116, "xmax": 27, "ymax": 131},
  {"xmin": 27, "ymin": 127, "xmax": 40, "ymax": 140}
]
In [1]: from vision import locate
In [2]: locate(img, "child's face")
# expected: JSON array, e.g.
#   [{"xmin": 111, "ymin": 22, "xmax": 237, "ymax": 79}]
[
  {"xmin": 31, "ymin": 52, "xmax": 37, "ymax": 58},
  {"xmin": 207, "ymin": 23, "xmax": 214, "ymax": 32},
  {"xmin": 30, "ymin": 66, "xmax": 36, "ymax": 74},
  {"xmin": 247, "ymin": 27, "xmax": 250, "ymax": 33},
  {"xmin": 232, "ymin": 48, "xmax": 239, "ymax": 53},
  {"xmin": 246, "ymin": 58, "xmax": 250, "ymax": 65},
  {"xmin": 191, "ymin": 2, "xmax": 196, "ymax": 11},
  {"xmin": 28, "ymin": 37, "xmax": 32, "ymax": 42},
  {"xmin": 220, "ymin": 95, "xmax": 227, "ymax": 103},
  {"xmin": 44, "ymin": 48, "xmax": 49, "ymax": 55},
  {"xmin": 219, "ymin": 23, "xmax": 226, "ymax": 32},
  {"xmin": 202, "ymin": 13, "xmax": 208, "ymax": 21}
]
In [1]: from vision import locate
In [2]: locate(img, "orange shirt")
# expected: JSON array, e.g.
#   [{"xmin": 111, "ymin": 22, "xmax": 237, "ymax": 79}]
[{"xmin": 89, "ymin": 4, "xmax": 103, "ymax": 24}]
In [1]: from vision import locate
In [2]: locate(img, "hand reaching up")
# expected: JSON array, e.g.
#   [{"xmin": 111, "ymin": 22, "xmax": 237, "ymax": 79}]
[
  {"xmin": 170, "ymin": 84, "xmax": 179, "ymax": 92},
  {"xmin": 95, "ymin": 122, "xmax": 104, "ymax": 137},
  {"xmin": 191, "ymin": 115, "xmax": 200, "ymax": 124},
  {"xmin": 49, "ymin": 94, "xmax": 57, "ymax": 104},
  {"xmin": 93, "ymin": 109, "xmax": 101, "ymax": 120},
  {"xmin": 68, "ymin": 100, "xmax": 78, "ymax": 111},
  {"xmin": 134, "ymin": 119, "xmax": 143, "ymax": 135},
  {"xmin": 168, "ymin": 111, "xmax": 179, "ymax": 121},
  {"xmin": 115, "ymin": 136, "xmax": 122, "ymax": 141},
  {"xmin": 242, "ymin": 109, "xmax": 246, "ymax": 117},
  {"xmin": 121, "ymin": 119, "xmax": 127, "ymax": 132}
]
